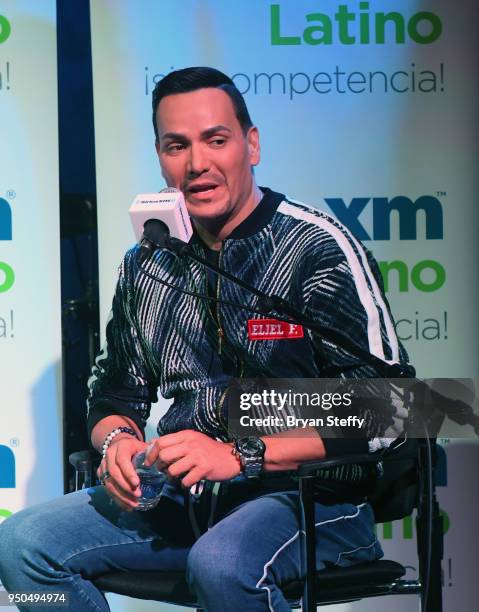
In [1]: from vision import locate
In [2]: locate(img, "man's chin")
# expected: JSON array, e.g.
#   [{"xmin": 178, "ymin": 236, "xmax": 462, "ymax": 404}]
[
  {"xmin": 185, "ymin": 199, "xmax": 229, "ymax": 221},
  {"xmin": 189, "ymin": 207, "xmax": 233, "ymax": 234}
]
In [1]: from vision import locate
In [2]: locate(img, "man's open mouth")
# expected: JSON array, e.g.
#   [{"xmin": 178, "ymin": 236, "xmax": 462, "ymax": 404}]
[{"xmin": 188, "ymin": 183, "xmax": 218, "ymax": 194}]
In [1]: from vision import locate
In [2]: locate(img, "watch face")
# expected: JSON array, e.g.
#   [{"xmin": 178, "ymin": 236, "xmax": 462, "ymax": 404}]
[{"xmin": 237, "ymin": 437, "xmax": 266, "ymax": 457}]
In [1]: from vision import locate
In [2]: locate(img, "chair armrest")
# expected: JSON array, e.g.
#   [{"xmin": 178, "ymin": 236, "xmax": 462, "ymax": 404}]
[
  {"xmin": 297, "ymin": 437, "xmax": 421, "ymax": 478},
  {"xmin": 297, "ymin": 453, "xmax": 382, "ymax": 477}
]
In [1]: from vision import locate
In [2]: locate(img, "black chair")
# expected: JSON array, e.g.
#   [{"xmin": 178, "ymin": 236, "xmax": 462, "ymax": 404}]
[{"xmin": 69, "ymin": 436, "xmax": 444, "ymax": 611}]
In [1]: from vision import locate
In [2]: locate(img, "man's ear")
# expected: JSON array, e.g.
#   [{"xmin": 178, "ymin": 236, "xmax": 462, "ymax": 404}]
[
  {"xmin": 247, "ymin": 126, "xmax": 260, "ymax": 167},
  {"xmin": 155, "ymin": 140, "xmax": 161, "ymax": 157}
]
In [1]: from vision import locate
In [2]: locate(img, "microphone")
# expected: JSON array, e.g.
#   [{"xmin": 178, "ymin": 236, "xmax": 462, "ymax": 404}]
[{"xmin": 129, "ymin": 188, "xmax": 193, "ymax": 261}]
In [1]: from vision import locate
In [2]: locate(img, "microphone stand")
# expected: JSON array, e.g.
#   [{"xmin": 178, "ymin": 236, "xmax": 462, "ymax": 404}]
[{"xmin": 144, "ymin": 231, "xmax": 479, "ymax": 436}]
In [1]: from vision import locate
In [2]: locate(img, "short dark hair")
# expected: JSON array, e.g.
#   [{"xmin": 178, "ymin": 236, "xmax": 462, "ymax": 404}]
[{"xmin": 152, "ymin": 67, "xmax": 253, "ymax": 142}]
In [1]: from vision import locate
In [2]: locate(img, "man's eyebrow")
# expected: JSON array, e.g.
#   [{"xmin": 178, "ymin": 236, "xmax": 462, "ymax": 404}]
[
  {"xmin": 161, "ymin": 132, "xmax": 188, "ymax": 142},
  {"xmin": 201, "ymin": 125, "xmax": 232, "ymax": 138}
]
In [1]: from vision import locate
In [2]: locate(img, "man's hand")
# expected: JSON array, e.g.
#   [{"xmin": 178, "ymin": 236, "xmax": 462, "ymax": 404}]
[
  {"xmin": 97, "ymin": 436, "xmax": 147, "ymax": 511},
  {"xmin": 144, "ymin": 430, "xmax": 241, "ymax": 488}
]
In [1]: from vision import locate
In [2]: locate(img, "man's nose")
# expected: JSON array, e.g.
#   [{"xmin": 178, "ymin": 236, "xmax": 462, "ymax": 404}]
[{"xmin": 187, "ymin": 143, "xmax": 210, "ymax": 176}]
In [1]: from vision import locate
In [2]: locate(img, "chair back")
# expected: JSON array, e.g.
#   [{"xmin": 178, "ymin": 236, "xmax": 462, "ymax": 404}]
[{"xmin": 368, "ymin": 438, "xmax": 421, "ymax": 523}]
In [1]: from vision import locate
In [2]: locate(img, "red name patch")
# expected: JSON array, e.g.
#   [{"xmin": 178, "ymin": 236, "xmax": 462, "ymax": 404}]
[{"xmin": 248, "ymin": 319, "xmax": 304, "ymax": 340}]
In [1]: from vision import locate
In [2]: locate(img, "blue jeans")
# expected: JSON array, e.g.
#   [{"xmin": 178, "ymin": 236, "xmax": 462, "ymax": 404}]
[{"xmin": 0, "ymin": 479, "xmax": 382, "ymax": 611}]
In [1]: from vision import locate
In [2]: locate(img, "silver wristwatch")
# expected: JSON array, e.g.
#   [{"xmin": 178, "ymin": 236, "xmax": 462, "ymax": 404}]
[{"xmin": 233, "ymin": 436, "xmax": 266, "ymax": 478}]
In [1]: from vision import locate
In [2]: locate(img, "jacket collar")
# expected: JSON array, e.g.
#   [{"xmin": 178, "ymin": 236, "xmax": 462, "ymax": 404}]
[
  {"xmin": 227, "ymin": 187, "xmax": 284, "ymax": 239},
  {"xmin": 192, "ymin": 187, "xmax": 285, "ymax": 247}
]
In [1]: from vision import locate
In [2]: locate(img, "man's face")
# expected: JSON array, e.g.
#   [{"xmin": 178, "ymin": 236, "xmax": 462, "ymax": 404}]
[{"xmin": 155, "ymin": 88, "xmax": 260, "ymax": 224}]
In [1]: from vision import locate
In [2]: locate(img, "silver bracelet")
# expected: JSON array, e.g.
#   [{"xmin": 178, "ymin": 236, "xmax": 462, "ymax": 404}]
[{"xmin": 101, "ymin": 426, "xmax": 138, "ymax": 458}]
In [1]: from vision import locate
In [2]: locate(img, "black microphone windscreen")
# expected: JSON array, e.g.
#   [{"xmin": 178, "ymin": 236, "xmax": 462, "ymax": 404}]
[{"xmin": 144, "ymin": 218, "xmax": 170, "ymax": 245}]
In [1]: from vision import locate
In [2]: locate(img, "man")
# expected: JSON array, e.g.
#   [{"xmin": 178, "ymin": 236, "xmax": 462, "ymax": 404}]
[{"xmin": 0, "ymin": 67, "xmax": 409, "ymax": 611}]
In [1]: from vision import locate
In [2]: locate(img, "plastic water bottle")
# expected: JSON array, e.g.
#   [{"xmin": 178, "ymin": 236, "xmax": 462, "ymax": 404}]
[{"xmin": 132, "ymin": 450, "xmax": 166, "ymax": 511}]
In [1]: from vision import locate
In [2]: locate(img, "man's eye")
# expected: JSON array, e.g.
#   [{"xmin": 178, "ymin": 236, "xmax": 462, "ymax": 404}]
[
  {"xmin": 209, "ymin": 138, "xmax": 226, "ymax": 147},
  {"xmin": 166, "ymin": 143, "xmax": 186, "ymax": 153}
]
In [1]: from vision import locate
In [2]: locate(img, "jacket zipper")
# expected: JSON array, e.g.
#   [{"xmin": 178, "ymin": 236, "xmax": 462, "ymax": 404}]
[
  {"xmin": 216, "ymin": 246, "xmax": 245, "ymax": 374},
  {"xmin": 212, "ymin": 244, "xmax": 245, "ymax": 435},
  {"xmin": 201, "ymin": 244, "xmax": 225, "ymax": 355},
  {"xmin": 215, "ymin": 246, "xmax": 224, "ymax": 355}
]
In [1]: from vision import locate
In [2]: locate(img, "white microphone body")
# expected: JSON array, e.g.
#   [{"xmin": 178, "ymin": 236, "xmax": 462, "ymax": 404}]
[{"xmin": 129, "ymin": 188, "xmax": 193, "ymax": 244}]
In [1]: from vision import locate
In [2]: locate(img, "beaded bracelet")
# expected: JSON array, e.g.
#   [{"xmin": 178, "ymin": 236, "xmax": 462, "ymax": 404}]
[{"xmin": 102, "ymin": 426, "xmax": 138, "ymax": 458}]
